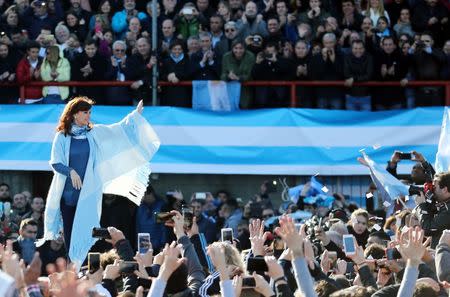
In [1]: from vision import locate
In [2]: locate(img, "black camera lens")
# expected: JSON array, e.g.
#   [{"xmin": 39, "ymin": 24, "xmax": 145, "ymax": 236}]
[{"xmin": 408, "ymin": 185, "xmax": 424, "ymax": 196}]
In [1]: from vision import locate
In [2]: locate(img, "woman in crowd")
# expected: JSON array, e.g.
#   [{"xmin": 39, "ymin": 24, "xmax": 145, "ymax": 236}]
[
  {"xmin": 363, "ymin": 0, "xmax": 390, "ymax": 28},
  {"xmin": 220, "ymin": 40, "xmax": 255, "ymax": 108},
  {"xmin": 40, "ymin": 45, "xmax": 71, "ymax": 104},
  {"xmin": 160, "ymin": 39, "xmax": 191, "ymax": 107}
]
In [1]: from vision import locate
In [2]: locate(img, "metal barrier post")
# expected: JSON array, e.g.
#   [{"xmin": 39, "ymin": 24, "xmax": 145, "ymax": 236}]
[
  {"xmin": 290, "ymin": 83, "xmax": 297, "ymax": 107},
  {"xmin": 446, "ymin": 82, "xmax": 450, "ymax": 106},
  {"xmin": 19, "ymin": 85, "xmax": 25, "ymax": 104}
]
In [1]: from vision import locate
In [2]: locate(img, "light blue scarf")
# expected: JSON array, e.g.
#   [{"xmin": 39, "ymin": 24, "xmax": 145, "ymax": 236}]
[
  {"xmin": 70, "ymin": 124, "xmax": 89, "ymax": 139},
  {"xmin": 170, "ymin": 53, "xmax": 184, "ymax": 63}
]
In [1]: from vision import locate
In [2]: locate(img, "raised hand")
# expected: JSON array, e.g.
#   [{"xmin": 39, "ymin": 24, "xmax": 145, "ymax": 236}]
[{"xmin": 274, "ymin": 215, "xmax": 305, "ymax": 258}]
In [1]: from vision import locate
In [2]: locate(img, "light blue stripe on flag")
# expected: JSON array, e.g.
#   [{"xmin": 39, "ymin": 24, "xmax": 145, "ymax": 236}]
[
  {"xmin": 435, "ymin": 107, "xmax": 450, "ymax": 173},
  {"xmin": 192, "ymin": 80, "xmax": 240, "ymax": 111}
]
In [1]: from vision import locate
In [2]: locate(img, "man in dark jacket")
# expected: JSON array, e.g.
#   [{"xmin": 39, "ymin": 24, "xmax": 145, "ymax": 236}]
[
  {"xmin": 251, "ymin": 41, "xmax": 291, "ymax": 108},
  {"xmin": 310, "ymin": 32, "xmax": 345, "ymax": 109},
  {"xmin": 20, "ymin": 0, "xmax": 61, "ymax": 40},
  {"xmin": 71, "ymin": 39, "xmax": 109, "ymax": 103},
  {"xmin": 191, "ymin": 199, "xmax": 217, "ymax": 243},
  {"xmin": 189, "ymin": 32, "xmax": 220, "ymax": 80},
  {"xmin": 411, "ymin": 33, "xmax": 446, "ymax": 106},
  {"xmin": 372, "ymin": 36, "xmax": 410, "ymax": 110},
  {"xmin": 414, "ymin": 172, "xmax": 450, "ymax": 249},
  {"xmin": 214, "ymin": 21, "xmax": 239, "ymax": 58},
  {"xmin": 412, "ymin": 0, "xmax": 448, "ymax": 46},
  {"xmin": 343, "ymin": 40, "xmax": 373, "ymax": 110},
  {"xmin": 124, "ymin": 37, "xmax": 157, "ymax": 104}
]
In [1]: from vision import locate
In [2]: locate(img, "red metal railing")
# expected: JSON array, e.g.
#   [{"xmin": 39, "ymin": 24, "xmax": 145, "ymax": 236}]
[{"xmin": 1, "ymin": 80, "xmax": 449, "ymax": 106}]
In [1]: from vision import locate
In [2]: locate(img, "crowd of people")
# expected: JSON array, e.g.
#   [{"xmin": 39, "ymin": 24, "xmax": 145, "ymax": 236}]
[
  {"xmin": 2, "ymin": 150, "xmax": 450, "ymax": 296},
  {"xmin": 0, "ymin": 0, "xmax": 448, "ymax": 108}
]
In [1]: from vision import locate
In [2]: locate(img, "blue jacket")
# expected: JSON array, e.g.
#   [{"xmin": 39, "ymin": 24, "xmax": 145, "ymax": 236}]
[
  {"xmin": 196, "ymin": 214, "xmax": 217, "ymax": 243},
  {"xmin": 224, "ymin": 209, "xmax": 243, "ymax": 236},
  {"xmin": 111, "ymin": 10, "xmax": 148, "ymax": 39},
  {"xmin": 136, "ymin": 198, "xmax": 167, "ymax": 251}
]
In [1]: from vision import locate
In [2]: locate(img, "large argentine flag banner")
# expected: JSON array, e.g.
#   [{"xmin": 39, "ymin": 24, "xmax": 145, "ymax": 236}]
[
  {"xmin": 435, "ymin": 107, "xmax": 450, "ymax": 173},
  {"xmin": 0, "ymin": 105, "xmax": 444, "ymax": 175},
  {"xmin": 192, "ymin": 80, "xmax": 240, "ymax": 111}
]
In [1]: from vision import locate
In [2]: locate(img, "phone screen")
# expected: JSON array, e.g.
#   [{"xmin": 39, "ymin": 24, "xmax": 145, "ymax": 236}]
[
  {"xmin": 88, "ymin": 253, "xmax": 100, "ymax": 273},
  {"xmin": 92, "ymin": 227, "xmax": 111, "ymax": 239},
  {"xmin": 247, "ymin": 257, "xmax": 268, "ymax": 272},
  {"xmin": 343, "ymin": 236, "xmax": 356, "ymax": 254},
  {"xmin": 242, "ymin": 277, "xmax": 256, "ymax": 288},
  {"xmin": 221, "ymin": 228, "xmax": 233, "ymax": 242},
  {"xmin": 399, "ymin": 152, "xmax": 412, "ymax": 160},
  {"xmin": 138, "ymin": 233, "xmax": 151, "ymax": 254}
]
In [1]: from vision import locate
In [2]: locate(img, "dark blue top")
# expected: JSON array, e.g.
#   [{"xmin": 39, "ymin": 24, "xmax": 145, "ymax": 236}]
[
  {"xmin": 136, "ymin": 198, "xmax": 167, "ymax": 251},
  {"xmin": 52, "ymin": 137, "xmax": 90, "ymax": 206}
]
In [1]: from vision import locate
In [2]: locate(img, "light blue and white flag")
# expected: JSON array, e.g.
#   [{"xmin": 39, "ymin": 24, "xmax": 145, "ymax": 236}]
[
  {"xmin": 361, "ymin": 152, "xmax": 409, "ymax": 201},
  {"xmin": 435, "ymin": 107, "xmax": 450, "ymax": 173},
  {"xmin": 192, "ymin": 80, "xmax": 240, "ymax": 111},
  {"xmin": 0, "ymin": 106, "xmax": 444, "ymax": 175}
]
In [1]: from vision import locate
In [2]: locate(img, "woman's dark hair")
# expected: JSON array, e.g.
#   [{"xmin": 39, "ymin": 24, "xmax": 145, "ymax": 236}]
[
  {"xmin": 98, "ymin": 0, "xmax": 114, "ymax": 17},
  {"xmin": 169, "ymin": 38, "xmax": 185, "ymax": 50},
  {"xmin": 56, "ymin": 96, "xmax": 94, "ymax": 135},
  {"xmin": 231, "ymin": 38, "xmax": 244, "ymax": 49}
]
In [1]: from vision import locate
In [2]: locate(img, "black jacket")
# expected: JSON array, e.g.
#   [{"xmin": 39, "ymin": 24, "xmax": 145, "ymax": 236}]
[
  {"xmin": 251, "ymin": 55, "xmax": 291, "ymax": 81},
  {"xmin": 189, "ymin": 50, "xmax": 220, "ymax": 80},
  {"xmin": 343, "ymin": 53, "xmax": 373, "ymax": 96}
]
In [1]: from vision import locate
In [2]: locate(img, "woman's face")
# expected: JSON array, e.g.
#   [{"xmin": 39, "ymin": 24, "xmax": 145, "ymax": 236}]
[
  {"xmin": 66, "ymin": 14, "xmax": 78, "ymax": 27},
  {"xmin": 309, "ymin": 0, "xmax": 320, "ymax": 9},
  {"xmin": 218, "ymin": 2, "xmax": 229, "ymax": 16},
  {"xmin": 377, "ymin": 19, "xmax": 387, "ymax": 30},
  {"xmin": 7, "ymin": 12, "xmax": 19, "ymax": 26},
  {"xmin": 101, "ymin": 1, "xmax": 111, "ymax": 14},
  {"xmin": 352, "ymin": 215, "xmax": 368, "ymax": 234},
  {"xmin": 171, "ymin": 45, "xmax": 183, "ymax": 57},
  {"xmin": 361, "ymin": 17, "xmax": 372, "ymax": 31},
  {"xmin": 104, "ymin": 31, "xmax": 113, "ymax": 44},
  {"xmin": 232, "ymin": 43, "xmax": 245, "ymax": 59},
  {"xmin": 295, "ymin": 42, "xmax": 308, "ymax": 58},
  {"xmin": 74, "ymin": 109, "xmax": 91, "ymax": 126},
  {"xmin": 370, "ymin": 0, "xmax": 379, "ymax": 8},
  {"xmin": 399, "ymin": 9, "xmax": 410, "ymax": 22},
  {"xmin": 401, "ymin": 42, "xmax": 410, "ymax": 54}
]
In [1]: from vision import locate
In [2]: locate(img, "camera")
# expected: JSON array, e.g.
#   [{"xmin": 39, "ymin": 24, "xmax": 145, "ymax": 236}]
[
  {"xmin": 409, "ymin": 182, "xmax": 435, "ymax": 200},
  {"xmin": 252, "ymin": 36, "xmax": 262, "ymax": 44},
  {"xmin": 0, "ymin": 32, "xmax": 6, "ymax": 37}
]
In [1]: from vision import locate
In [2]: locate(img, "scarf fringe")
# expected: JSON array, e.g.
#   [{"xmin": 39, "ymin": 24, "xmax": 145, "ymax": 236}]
[{"xmin": 127, "ymin": 163, "xmax": 152, "ymax": 202}]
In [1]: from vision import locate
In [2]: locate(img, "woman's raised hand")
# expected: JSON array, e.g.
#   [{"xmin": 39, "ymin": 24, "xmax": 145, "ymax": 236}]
[{"xmin": 137, "ymin": 100, "xmax": 144, "ymax": 114}]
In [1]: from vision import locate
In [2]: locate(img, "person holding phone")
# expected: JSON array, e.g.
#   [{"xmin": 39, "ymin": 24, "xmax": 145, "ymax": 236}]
[
  {"xmin": 190, "ymin": 199, "xmax": 217, "ymax": 243},
  {"xmin": 39, "ymin": 97, "xmax": 160, "ymax": 269},
  {"xmin": 136, "ymin": 185, "xmax": 169, "ymax": 252},
  {"xmin": 387, "ymin": 150, "xmax": 435, "ymax": 186},
  {"xmin": 347, "ymin": 209, "xmax": 370, "ymax": 248}
]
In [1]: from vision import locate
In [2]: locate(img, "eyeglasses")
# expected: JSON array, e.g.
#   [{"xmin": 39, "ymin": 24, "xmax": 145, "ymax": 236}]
[
  {"xmin": 114, "ymin": 49, "xmax": 125, "ymax": 52},
  {"xmin": 422, "ymin": 40, "xmax": 432, "ymax": 43},
  {"xmin": 225, "ymin": 28, "xmax": 236, "ymax": 32},
  {"xmin": 263, "ymin": 213, "xmax": 274, "ymax": 218}
]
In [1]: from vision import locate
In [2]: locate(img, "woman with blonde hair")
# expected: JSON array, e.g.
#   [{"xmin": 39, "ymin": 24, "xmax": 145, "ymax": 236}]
[
  {"xmin": 363, "ymin": 0, "xmax": 390, "ymax": 27},
  {"xmin": 347, "ymin": 208, "xmax": 370, "ymax": 247},
  {"xmin": 40, "ymin": 45, "xmax": 71, "ymax": 103}
]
